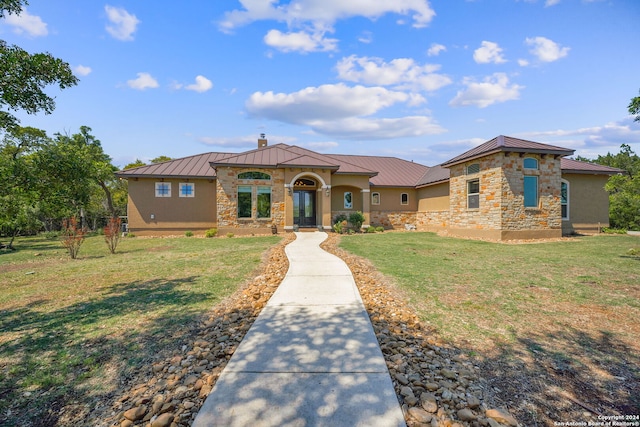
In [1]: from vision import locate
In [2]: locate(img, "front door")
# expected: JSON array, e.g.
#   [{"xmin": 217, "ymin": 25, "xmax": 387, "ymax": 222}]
[{"xmin": 293, "ymin": 190, "xmax": 316, "ymax": 227}]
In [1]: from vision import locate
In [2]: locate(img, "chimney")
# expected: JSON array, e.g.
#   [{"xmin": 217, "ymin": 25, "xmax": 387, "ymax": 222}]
[{"xmin": 258, "ymin": 133, "xmax": 267, "ymax": 148}]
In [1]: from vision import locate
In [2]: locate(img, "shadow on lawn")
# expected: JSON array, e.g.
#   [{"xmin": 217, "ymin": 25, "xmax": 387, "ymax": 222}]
[{"xmin": 0, "ymin": 276, "xmax": 209, "ymax": 427}]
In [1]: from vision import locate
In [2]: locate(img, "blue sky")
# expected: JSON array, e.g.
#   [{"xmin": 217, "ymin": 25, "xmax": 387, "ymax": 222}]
[{"xmin": 2, "ymin": 0, "xmax": 639, "ymax": 167}]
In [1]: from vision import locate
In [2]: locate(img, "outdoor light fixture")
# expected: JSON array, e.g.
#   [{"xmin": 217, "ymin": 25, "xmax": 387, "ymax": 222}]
[
  {"xmin": 325, "ymin": 187, "xmax": 331, "ymax": 197},
  {"xmin": 150, "ymin": 214, "xmax": 155, "ymax": 220}
]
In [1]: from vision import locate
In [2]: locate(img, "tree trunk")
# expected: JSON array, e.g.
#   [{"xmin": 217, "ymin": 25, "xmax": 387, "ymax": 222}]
[{"xmin": 98, "ymin": 179, "xmax": 116, "ymax": 218}]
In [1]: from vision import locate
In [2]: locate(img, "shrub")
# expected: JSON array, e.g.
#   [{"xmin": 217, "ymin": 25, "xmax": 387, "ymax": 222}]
[
  {"xmin": 205, "ymin": 228, "xmax": 218, "ymax": 238},
  {"xmin": 185, "ymin": 230, "xmax": 194, "ymax": 237},
  {"xmin": 365, "ymin": 226, "xmax": 376, "ymax": 233},
  {"xmin": 375, "ymin": 226, "xmax": 385, "ymax": 232},
  {"xmin": 103, "ymin": 217, "xmax": 122, "ymax": 254},
  {"xmin": 602, "ymin": 227, "xmax": 627, "ymax": 234},
  {"xmin": 348, "ymin": 211, "xmax": 366, "ymax": 232},
  {"xmin": 333, "ymin": 220, "xmax": 347, "ymax": 234},
  {"xmin": 226, "ymin": 232, "xmax": 234, "ymax": 238},
  {"xmin": 334, "ymin": 213, "xmax": 348, "ymax": 224},
  {"xmin": 61, "ymin": 217, "xmax": 86, "ymax": 259}
]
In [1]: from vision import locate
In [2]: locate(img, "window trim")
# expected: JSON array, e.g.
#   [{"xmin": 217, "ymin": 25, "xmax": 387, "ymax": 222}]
[
  {"xmin": 155, "ymin": 182, "xmax": 171, "ymax": 198},
  {"xmin": 237, "ymin": 171, "xmax": 271, "ymax": 180},
  {"xmin": 179, "ymin": 182, "xmax": 195, "ymax": 198},
  {"xmin": 371, "ymin": 192, "xmax": 380, "ymax": 205},
  {"xmin": 467, "ymin": 179, "xmax": 479, "ymax": 209},
  {"xmin": 561, "ymin": 179, "xmax": 569, "ymax": 220},
  {"xmin": 400, "ymin": 193, "xmax": 409, "ymax": 205},
  {"xmin": 466, "ymin": 163, "xmax": 480, "ymax": 175},
  {"xmin": 523, "ymin": 175, "xmax": 539, "ymax": 208},
  {"xmin": 344, "ymin": 192, "xmax": 353, "ymax": 209},
  {"xmin": 237, "ymin": 185, "xmax": 252, "ymax": 218},
  {"xmin": 256, "ymin": 186, "xmax": 271, "ymax": 219}
]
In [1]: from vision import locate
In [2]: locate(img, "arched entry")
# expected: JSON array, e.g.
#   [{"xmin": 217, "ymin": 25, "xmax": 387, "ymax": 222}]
[{"xmin": 293, "ymin": 178, "xmax": 317, "ymax": 227}]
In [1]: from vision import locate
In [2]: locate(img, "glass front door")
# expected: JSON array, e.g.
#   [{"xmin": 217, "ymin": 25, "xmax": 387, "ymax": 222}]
[{"xmin": 293, "ymin": 190, "xmax": 316, "ymax": 227}]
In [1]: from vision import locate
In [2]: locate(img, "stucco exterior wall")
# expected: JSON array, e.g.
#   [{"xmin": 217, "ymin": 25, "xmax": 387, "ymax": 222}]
[
  {"xmin": 127, "ymin": 178, "xmax": 217, "ymax": 235},
  {"xmin": 561, "ymin": 173, "xmax": 611, "ymax": 233},
  {"xmin": 417, "ymin": 182, "xmax": 450, "ymax": 211}
]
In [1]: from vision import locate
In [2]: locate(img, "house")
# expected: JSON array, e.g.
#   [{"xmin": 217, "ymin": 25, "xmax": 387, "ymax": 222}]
[{"xmin": 116, "ymin": 135, "xmax": 623, "ymax": 240}]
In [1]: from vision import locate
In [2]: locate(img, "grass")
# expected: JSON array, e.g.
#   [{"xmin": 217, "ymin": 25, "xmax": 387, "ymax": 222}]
[
  {"xmin": 339, "ymin": 232, "xmax": 640, "ymax": 422},
  {"xmin": 0, "ymin": 233, "xmax": 280, "ymax": 427}
]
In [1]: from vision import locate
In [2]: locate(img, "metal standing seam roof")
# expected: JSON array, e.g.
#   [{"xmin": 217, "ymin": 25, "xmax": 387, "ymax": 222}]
[
  {"xmin": 326, "ymin": 154, "xmax": 429, "ymax": 186},
  {"xmin": 560, "ymin": 158, "xmax": 625, "ymax": 175},
  {"xmin": 441, "ymin": 135, "xmax": 575, "ymax": 167},
  {"xmin": 115, "ymin": 152, "xmax": 234, "ymax": 178}
]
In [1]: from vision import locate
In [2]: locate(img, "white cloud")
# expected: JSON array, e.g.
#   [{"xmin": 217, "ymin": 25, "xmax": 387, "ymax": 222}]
[
  {"xmin": 219, "ymin": 0, "xmax": 436, "ymax": 33},
  {"xmin": 185, "ymin": 75, "xmax": 213, "ymax": 93},
  {"xmin": 473, "ymin": 41, "xmax": 507, "ymax": 64},
  {"xmin": 545, "ymin": 0, "xmax": 561, "ymax": 6},
  {"xmin": 358, "ymin": 31, "xmax": 373, "ymax": 44},
  {"xmin": 74, "ymin": 65, "xmax": 92, "ymax": 76},
  {"xmin": 199, "ymin": 134, "xmax": 297, "ymax": 148},
  {"xmin": 304, "ymin": 141, "xmax": 339, "ymax": 151},
  {"xmin": 127, "ymin": 72, "xmax": 159, "ymax": 90},
  {"xmin": 245, "ymin": 83, "xmax": 445, "ymax": 139},
  {"xmin": 525, "ymin": 36, "xmax": 570, "ymax": 62},
  {"xmin": 517, "ymin": 58, "xmax": 529, "ymax": 67},
  {"xmin": 449, "ymin": 73, "xmax": 524, "ymax": 108},
  {"xmin": 4, "ymin": 8, "xmax": 47, "ymax": 37},
  {"xmin": 105, "ymin": 5, "xmax": 140, "ymax": 41},
  {"xmin": 264, "ymin": 29, "xmax": 338, "ymax": 53},
  {"xmin": 427, "ymin": 43, "xmax": 446, "ymax": 57},
  {"xmin": 336, "ymin": 55, "xmax": 451, "ymax": 92}
]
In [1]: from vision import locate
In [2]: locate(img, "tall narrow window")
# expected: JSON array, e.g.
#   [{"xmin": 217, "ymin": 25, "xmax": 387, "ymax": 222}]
[
  {"xmin": 344, "ymin": 192, "xmax": 353, "ymax": 209},
  {"xmin": 467, "ymin": 179, "xmax": 479, "ymax": 209},
  {"xmin": 371, "ymin": 192, "xmax": 380, "ymax": 205},
  {"xmin": 257, "ymin": 186, "xmax": 271, "ymax": 218},
  {"xmin": 237, "ymin": 186, "xmax": 252, "ymax": 218},
  {"xmin": 401, "ymin": 193, "xmax": 409, "ymax": 205},
  {"xmin": 179, "ymin": 183, "xmax": 195, "ymax": 198},
  {"xmin": 561, "ymin": 180, "xmax": 569, "ymax": 219},
  {"xmin": 524, "ymin": 176, "xmax": 538, "ymax": 207},
  {"xmin": 155, "ymin": 182, "xmax": 171, "ymax": 198}
]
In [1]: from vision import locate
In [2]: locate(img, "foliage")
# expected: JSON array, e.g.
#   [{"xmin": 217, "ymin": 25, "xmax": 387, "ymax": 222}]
[
  {"xmin": 151, "ymin": 155, "xmax": 172, "ymax": 163},
  {"xmin": 205, "ymin": 228, "xmax": 218, "ymax": 238},
  {"xmin": 629, "ymin": 89, "xmax": 640, "ymax": 122},
  {"xmin": 601, "ymin": 227, "xmax": 628, "ymax": 234},
  {"xmin": 333, "ymin": 220, "xmax": 347, "ymax": 234},
  {"xmin": 348, "ymin": 211, "xmax": 366, "ymax": 231},
  {"xmin": 184, "ymin": 230, "xmax": 194, "ymax": 237},
  {"xmin": 579, "ymin": 143, "xmax": 640, "ymax": 231},
  {"xmin": 375, "ymin": 226, "xmax": 385, "ymax": 232},
  {"xmin": 365, "ymin": 226, "xmax": 376, "ymax": 233},
  {"xmin": 103, "ymin": 217, "xmax": 121, "ymax": 254},
  {"xmin": 123, "ymin": 159, "xmax": 146, "ymax": 169},
  {"xmin": 226, "ymin": 232, "xmax": 234, "ymax": 238},
  {"xmin": 0, "ymin": 2, "xmax": 78, "ymax": 131},
  {"xmin": 334, "ymin": 213, "xmax": 347, "ymax": 224},
  {"xmin": 60, "ymin": 217, "xmax": 86, "ymax": 259}
]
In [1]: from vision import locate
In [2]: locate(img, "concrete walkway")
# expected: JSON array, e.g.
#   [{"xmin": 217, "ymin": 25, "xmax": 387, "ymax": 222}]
[{"xmin": 193, "ymin": 232, "xmax": 406, "ymax": 427}]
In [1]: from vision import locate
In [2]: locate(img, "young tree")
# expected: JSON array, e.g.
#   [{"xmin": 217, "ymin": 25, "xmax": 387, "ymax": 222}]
[
  {"xmin": 0, "ymin": 2, "xmax": 78, "ymax": 131},
  {"xmin": 629, "ymin": 89, "xmax": 640, "ymax": 122}
]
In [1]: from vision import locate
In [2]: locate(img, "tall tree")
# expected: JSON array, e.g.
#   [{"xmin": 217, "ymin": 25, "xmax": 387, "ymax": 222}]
[
  {"xmin": 0, "ymin": 1, "xmax": 78, "ymax": 131},
  {"xmin": 0, "ymin": 126, "xmax": 49, "ymax": 249}
]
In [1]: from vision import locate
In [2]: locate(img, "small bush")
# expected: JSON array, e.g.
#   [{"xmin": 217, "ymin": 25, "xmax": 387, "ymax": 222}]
[
  {"xmin": 185, "ymin": 230, "xmax": 194, "ymax": 237},
  {"xmin": 61, "ymin": 217, "xmax": 86, "ymax": 259},
  {"xmin": 348, "ymin": 211, "xmax": 366, "ymax": 232},
  {"xmin": 126, "ymin": 233, "xmax": 136, "ymax": 238},
  {"xmin": 602, "ymin": 227, "xmax": 627, "ymax": 234},
  {"xmin": 334, "ymin": 213, "xmax": 348, "ymax": 224},
  {"xmin": 226, "ymin": 232, "xmax": 234, "ymax": 238},
  {"xmin": 205, "ymin": 228, "xmax": 218, "ymax": 238},
  {"xmin": 365, "ymin": 226, "xmax": 376, "ymax": 233},
  {"xmin": 375, "ymin": 226, "xmax": 385, "ymax": 232},
  {"xmin": 333, "ymin": 220, "xmax": 347, "ymax": 234},
  {"xmin": 103, "ymin": 217, "xmax": 122, "ymax": 254}
]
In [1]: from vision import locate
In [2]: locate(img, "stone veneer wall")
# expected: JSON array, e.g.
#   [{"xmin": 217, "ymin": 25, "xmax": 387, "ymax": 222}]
[
  {"xmin": 370, "ymin": 211, "xmax": 417, "ymax": 229},
  {"xmin": 500, "ymin": 153, "xmax": 562, "ymax": 231},
  {"xmin": 447, "ymin": 152, "xmax": 562, "ymax": 238},
  {"xmin": 216, "ymin": 167, "xmax": 285, "ymax": 230},
  {"xmin": 416, "ymin": 210, "xmax": 449, "ymax": 231}
]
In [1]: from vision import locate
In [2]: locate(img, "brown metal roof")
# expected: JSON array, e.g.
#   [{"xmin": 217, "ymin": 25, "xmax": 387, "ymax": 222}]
[
  {"xmin": 441, "ymin": 135, "xmax": 575, "ymax": 167},
  {"xmin": 416, "ymin": 165, "xmax": 450, "ymax": 187},
  {"xmin": 327, "ymin": 154, "xmax": 429, "ymax": 186},
  {"xmin": 115, "ymin": 152, "xmax": 233, "ymax": 178},
  {"xmin": 211, "ymin": 144, "xmax": 342, "ymax": 170},
  {"xmin": 560, "ymin": 158, "xmax": 625, "ymax": 175}
]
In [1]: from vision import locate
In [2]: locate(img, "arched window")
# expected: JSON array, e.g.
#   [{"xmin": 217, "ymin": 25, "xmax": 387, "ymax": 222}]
[
  {"xmin": 238, "ymin": 171, "xmax": 271, "ymax": 180},
  {"xmin": 523, "ymin": 158, "xmax": 538, "ymax": 170},
  {"xmin": 466, "ymin": 163, "xmax": 480, "ymax": 174}
]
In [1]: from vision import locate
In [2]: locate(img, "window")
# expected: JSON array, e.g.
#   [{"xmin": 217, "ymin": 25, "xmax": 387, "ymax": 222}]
[
  {"xmin": 257, "ymin": 186, "xmax": 271, "ymax": 218},
  {"xmin": 155, "ymin": 182, "xmax": 171, "ymax": 198},
  {"xmin": 467, "ymin": 179, "xmax": 479, "ymax": 209},
  {"xmin": 344, "ymin": 192, "xmax": 353, "ymax": 209},
  {"xmin": 523, "ymin": 158, "xmax": 538, "ymax": 169},
  {"xmin": 524, "ymin": 176, "xmax": 538, "ymax": 207},
  {"xmin": 179, "ymin": 183, "xmax": 195, "ymax": 198},
  {"xmin": 467, "ymin": 163, "xmax": 480, "ymax": 174},
  {"xmin": 237, "ymin": 186, "xmax": 252, "ymax": 218},
  {"xmin": 371, "ymin": 192, "xmax": 380, "ymax": 205},
  {"xmin": 401, "ymin": 193, "xmax": 409, "ymax": 205},
  {"xmin": 238, "ymin": 171, "xmax": 271, "ymax": 180},
  {"xmin": 561, "ymin": 180, "xmax": 569, "ymax": 220}
]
